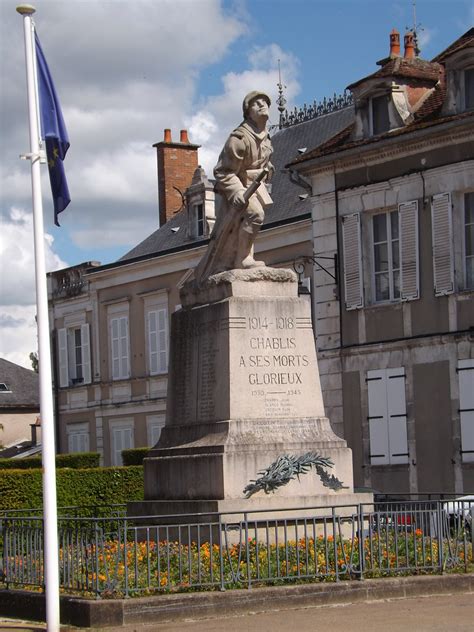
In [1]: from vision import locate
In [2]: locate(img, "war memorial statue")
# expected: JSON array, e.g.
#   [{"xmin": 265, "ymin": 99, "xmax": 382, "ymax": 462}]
[
  {"xmin": 130, "ymin": 91, "xmax": 372, "ymax": 524},
  {"xmin": 194, "ymin": 91, "xmax": 273, "ymax": 281}
]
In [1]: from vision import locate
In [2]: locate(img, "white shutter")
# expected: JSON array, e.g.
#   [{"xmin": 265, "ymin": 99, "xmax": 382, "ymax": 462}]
[
  {"xmin": 81, "ymin": 324, "xmax": 91, "ymax": 384},
  {"xmin": 119, "ymin": 316, "xmax": 130, "ymax": 378},
  {"xmin": 147, "ymin": 415, "xmax": 165, "ymax": 447},
  {"xmin": 399, "ymin": 200, "xmax": 419, "ymax": 300},
  {"xmin": 67, "ymin": 423, "xmax": 90, "ymax": 453},
  {"xmin": 367, "ymin": 370, "xmax": 389, "ymax": 465},
  {"xmin": 431, "ymin": 193, "xmax": 454, "ymax": 295},
  {"xmin": 341, "ymin": 213, "xmax": 363, "ymax": 310},
  {"xmin": 157, "ymin": 308, "xmax": 168, "ymax": 373},
  {"xmin": 112, "ymin": 425, "xmax": 134, "ymax": 466},
  {"xmin": 58, "ymin": 328, "xmax": 69, "ymax": 387},
  {"xmin": 458, "ymin": 359, "xmax": 474, "ymax": 463},
  {"xmin": 148, "ymin": 311, "xmax": 159, "ymax": 374},
  {"xmin": 386, "ymin": 369, "xmax": 409, "ymax": 464},
  {"xmin": 111, "ymin": 318, "xmax": 120, "ymax": 379}
]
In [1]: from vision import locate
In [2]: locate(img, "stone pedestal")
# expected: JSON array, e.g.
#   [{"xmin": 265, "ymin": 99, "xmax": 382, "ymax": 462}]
[{"xmin": 130, "ymin": 269, "xmax": 372, "ymax": 521}]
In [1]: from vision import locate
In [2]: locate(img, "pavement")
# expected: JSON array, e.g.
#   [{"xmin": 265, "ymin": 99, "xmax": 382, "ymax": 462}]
[{"xmin": 1, "ymin": 591, "xmax": 473, "ymax": 631}]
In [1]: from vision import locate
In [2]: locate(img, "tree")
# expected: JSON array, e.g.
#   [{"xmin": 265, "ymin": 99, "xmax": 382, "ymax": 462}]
[{"xmin": 29, "ymin": 352, "xmax": 38, "ymax": 373}]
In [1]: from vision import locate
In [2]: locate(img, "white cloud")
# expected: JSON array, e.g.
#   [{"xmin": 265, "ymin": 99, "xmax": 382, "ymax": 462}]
[
  {"xmin": 185, "ymin": 44, "xmax": 300, "ymax": 176},
  {"xmin": 0, "ymin": 207, "xmax": 68, "ymax": 306},
  {"xmin": 0, "ymin": 304, "xmax": 37, "ymax": 369}
]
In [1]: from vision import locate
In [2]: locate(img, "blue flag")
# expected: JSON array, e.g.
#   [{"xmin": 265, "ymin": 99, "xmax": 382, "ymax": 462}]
[{"xmin": 35, "ymin": 31, "xmax": 70, "ymax": 226}]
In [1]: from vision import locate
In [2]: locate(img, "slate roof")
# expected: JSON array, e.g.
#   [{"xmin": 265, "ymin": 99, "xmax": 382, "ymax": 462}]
[
  {"xmin": 432, "ymin": 27, "xmax": 474, "ymax": 62},
  {"xmin": 0, "ymin": 358, "xmax": 39, "ymax": 410},
  {"xmin": 117, "ymin": 106, "xmax": 355, "ymax": 264}
]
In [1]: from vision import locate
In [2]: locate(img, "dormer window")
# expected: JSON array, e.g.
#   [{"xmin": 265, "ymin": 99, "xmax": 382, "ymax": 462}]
[
  {"xmin": 465, "ymin": 68, "xmax": 474, "ymax": 110},
  {"xmin": 195, "ymin": 203, "xmax": 205, "ymax": 236},
  {"xmin": 371, "ymin": 94, "xmax": 390, "ymax": 135}
]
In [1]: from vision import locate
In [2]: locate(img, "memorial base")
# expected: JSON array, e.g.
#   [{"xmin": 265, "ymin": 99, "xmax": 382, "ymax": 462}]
[{"xmin": 131, "ymin": 269, "xmax": 373, "ymax": 525}]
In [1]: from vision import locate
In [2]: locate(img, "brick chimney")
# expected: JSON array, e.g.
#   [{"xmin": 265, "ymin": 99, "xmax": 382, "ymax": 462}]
[
  {"xmin": 153, "ymin": 129, "xmax": 200, "ymax": 226},
  {"xmin": 404, "ymin": 32, "xmax": 416, "ymax": 59},
  {"xmin": 390, "ymin": 28, "xmax": 400, "ymax": 57}
]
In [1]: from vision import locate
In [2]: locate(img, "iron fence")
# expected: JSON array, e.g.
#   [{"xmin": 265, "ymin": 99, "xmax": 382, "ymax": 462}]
[{"xmin": 1, "ymin": 498, "xmax": 472, "ymax": 598}]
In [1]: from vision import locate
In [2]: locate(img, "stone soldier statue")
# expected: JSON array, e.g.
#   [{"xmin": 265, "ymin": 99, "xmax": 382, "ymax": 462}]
[{"xmin": 194, "ymin": 91, "xmax": 274, "ymax": 281}]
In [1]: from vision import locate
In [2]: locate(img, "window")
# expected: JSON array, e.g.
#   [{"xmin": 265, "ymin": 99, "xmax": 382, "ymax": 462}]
[
  {"xmin": 371, "ymin": 94, "xmax": 390, "ymax": 135},
  {"xmin": 0, "ymin": 383, "xmax": 11, "ymax": 393},
  {"xmin": 465, "ymin": 68, "xmax": 474, "ymax": 110},
  {"xmin": 144, "ymin": 294, "xmax": 169, "ymax": 375},
  {"xmin": 464, "ymin": 192, "xmax": 474, "ymax": 289},
  {"xmin": 147, "ymin": 415, "xmax": 165, "ymax": 447},
  {"xmin": 108, "ymin": 304, "xmax": 130, "ymax": 381},
  {"xmin": 458, "ymin": 360, "xmax": 474, "ymax": 463},
  {"xmin": 372, "ymin": 210, "xmax": 400, "ymax": 302},
  {"xmin": 67, "ymin": 422, "xmax": 90, "ymax": 453},
  {"xmin": 109, "ymin": 419, "xmax": 134, "ymax": 466},
  {"xmin": 195, "ymin": 203, "xmax": 205, "ymax": 236},
  {"xmin": 367, "ymin": 368, "xmax": 409, "ymax": 465},
  {"xmin": 58, "ymin": 324, "xmax": 91, "ymax": 387}
]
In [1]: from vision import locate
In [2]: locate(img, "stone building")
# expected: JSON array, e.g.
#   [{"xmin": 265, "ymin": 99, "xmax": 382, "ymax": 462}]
[{"xmin": 290, "ymin": 28, "xmax": 474, "ymax": 495}]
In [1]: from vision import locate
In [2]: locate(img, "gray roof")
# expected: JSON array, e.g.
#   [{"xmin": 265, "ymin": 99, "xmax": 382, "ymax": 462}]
[
  {"xmin": 118, "ymin": 106, "xmax": 354, "ymax": 264},
  {"xmin": 0, "ymin": 358, "xmax": 39, "ymax": 410}
]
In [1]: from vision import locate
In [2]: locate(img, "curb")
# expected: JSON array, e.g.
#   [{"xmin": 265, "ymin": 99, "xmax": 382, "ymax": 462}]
[{"xmin": 0, "ymin": 573, "xmax": 473, "ymax": 628}]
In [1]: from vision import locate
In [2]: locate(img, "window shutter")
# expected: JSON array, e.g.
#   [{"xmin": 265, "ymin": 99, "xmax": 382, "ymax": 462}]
[
  {"xmin": 58, "ymin": 328, "xmax": 69, "ymax": 387},
  {"xmin": 341, "ymin": 213, "xmax": 363, "ymax": 310},
  {"xmin": 386, "ymin": 369, "xmax": 409, "ymax": 464},
  {"xmin": 148, "ymin": 311, "xmax": 159, "ymax": 374},
  {"xmin": 111, "ymin": 318, "xmax": 120, "ymax": 379},
  {"xmin": 431, "ymin": 193, "xmax": 454, "ymax": 295},
  {"xmin": 157, "ymin": 308, "xmax": 168, "ymax": 373},
  {"xmin": 81, "ymin": 324, "xmax": 91, "ymax": 384},
  {"xmin": 399, "ymin": 200, "xmax": 419, "ymax": 300},
  {"xmin": 458, "ymin": 360, "xmax": 474, "ymax": 463},
  {"xmin": 119, "ymin": 316, "xmax": 130, "ymax": 378},
  {"xmin": 367, "ymin": 370, "xmax": 389, "ymax": 465},
  {"xmin": 112, "ymin": 425, "xmax": 134, "ymax": 466}
]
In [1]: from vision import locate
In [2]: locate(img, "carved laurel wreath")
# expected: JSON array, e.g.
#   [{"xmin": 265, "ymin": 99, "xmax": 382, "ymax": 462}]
[{"xmin": 243, "ymin": 452, "xmax": 347, "ymax": 498}]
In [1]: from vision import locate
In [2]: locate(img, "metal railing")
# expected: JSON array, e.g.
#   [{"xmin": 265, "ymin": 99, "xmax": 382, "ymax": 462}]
[{"xmin": 1, "ymin": 499, "xmax": 472, "ymax": 597}]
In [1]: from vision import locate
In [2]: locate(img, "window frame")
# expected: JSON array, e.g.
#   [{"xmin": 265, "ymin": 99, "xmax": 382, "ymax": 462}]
[
  {"xmin": 371, "ymin": 209, "xmax": 400, "ymax": 304},
  {"xmin": 58, "ymin": 323, "xmax": 91, "ymax": 387},
  {"xmin": 143, "ymin": 292, "xmax": 169, "ymax": 376},
  {"xmin": 370, "ymin": 93, "xmax": 391, "ymax": 136},
  {"xmin": 463, "ymin": 191, "xmax": 474, "ymax": 290}
]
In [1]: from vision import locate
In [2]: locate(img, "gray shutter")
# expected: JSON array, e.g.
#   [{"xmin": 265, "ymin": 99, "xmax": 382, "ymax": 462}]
[
  {"xmin": 367, "ymin": 370, "xmax": 389, "ymax": 465},
  {"xmin": 341, "ymin": 213, "xmax": 363, "ymax": 310},
  {"xmin": 458, "ymin": 360, "xmax": 474, "ymax": 463},
  {"xmin": 399, "ymin": 200, "xmax": 419, "ymax": 300},
  {"xmin": 81, "ymin": 324, "xmax": 91, "ymax": 384},
  {"xmin": 386, "ymin": 369, "xmax": 409, "ymax": 464},
  {"xmin": 58, "ymin": 328, "xmax": 69, "ymax": 387},
  {"xmin": 431, "ymin": 193, "xmax": 454, "ymax": 295}
]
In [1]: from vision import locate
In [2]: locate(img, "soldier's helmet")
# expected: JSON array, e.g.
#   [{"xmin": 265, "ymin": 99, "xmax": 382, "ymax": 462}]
[{"xmin": 242, "ymin": 91, "xmax": 271, "ymax": 117}]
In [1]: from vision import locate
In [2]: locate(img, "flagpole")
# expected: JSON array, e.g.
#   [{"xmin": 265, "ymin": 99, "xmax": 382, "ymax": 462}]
[{"xmin": 16, "ymin": 5, "xmax": 60, "ymax": 631}]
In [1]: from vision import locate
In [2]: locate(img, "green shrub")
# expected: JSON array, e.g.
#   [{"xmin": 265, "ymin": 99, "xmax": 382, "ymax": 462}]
[
  {"xmin": 122, "ymin": 447, "xmax": 150, "ymax": 466},
  {"xmin": 0, "ymin": 452, "xmax": 100, "ymax": 470},
  {"xmin": 0, "ymin": 466, "xmax": 144, "ymax": 511}
]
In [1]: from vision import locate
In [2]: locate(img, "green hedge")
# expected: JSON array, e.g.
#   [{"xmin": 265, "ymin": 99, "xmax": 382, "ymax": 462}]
[
  {"xmin": 122, "ymin": 447, "xmax": 150, "ymax": 466},
  {"xmin": 0, "ymin": 466, "xmax": 144, "ymax": 511},
  {"xmin": 0, "ymin": 452, "xmax": 100, "ymax": 470}
]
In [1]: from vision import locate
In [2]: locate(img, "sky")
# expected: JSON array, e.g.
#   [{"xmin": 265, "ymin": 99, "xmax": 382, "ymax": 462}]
[{"xmin": 1, "ymin": 0, "xmax": 473, "ymax": 369}]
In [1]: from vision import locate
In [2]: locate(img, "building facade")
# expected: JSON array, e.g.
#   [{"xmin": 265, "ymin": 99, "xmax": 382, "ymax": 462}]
[{"xmin": 291, "ymin": 29, "xmax": 474, "ymax": 495}]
